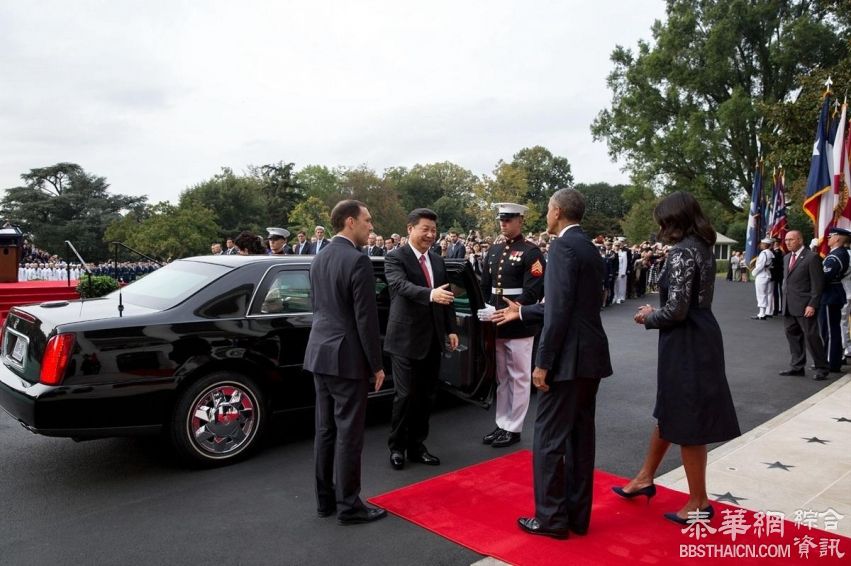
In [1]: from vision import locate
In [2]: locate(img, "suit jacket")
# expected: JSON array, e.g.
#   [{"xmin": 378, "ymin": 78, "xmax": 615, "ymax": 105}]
[
  {"xmin": 362, "ymin": 245, "xmax": 385, "ymax": 257},
  {"xmin": 524, "ymin": 227, "xmax": 612, "ymax": 382},
  {"xmin": 447, "ymin": 242, "xmax": 466, "ymax": 259},
  {"xmin": 293, "ymin": 241, "xmax": 311, "ymax": 255},
  {"xmin": 783, "ymin": 247, "xmax": 823, "ymax": 316},
  {"xmin": 383, "ymin": 244, "xmax": 458, "ymax": 360},
  {"xmin": 310, "ymin": 238, "xmax": 330, "ymax": 254},
  {"xmin": 303, "ymin": 237, "xmax": 383, "ymax": 378}
]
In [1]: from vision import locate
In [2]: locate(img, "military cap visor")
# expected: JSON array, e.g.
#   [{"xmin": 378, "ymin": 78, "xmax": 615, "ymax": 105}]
[{"xmin": 829, "ymin": 227, "xmax": 851, "ymax": 237}]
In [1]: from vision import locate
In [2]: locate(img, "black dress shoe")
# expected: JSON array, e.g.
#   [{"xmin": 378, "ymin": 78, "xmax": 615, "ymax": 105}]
[
  {"xmin": 491, "ymin": 431, "xmax": 521, "ymax": 448},
  {"xmin": 408, "ymin": 451, "xmax": 440, "ymax": 465},
  {"xmin": 318, "ymin": 507, "xmax": 336, "ymax": 518},
  {"xmin": 813, "ymin": 373, "xmax": 828, "ymax": 381},
  {"xmin": 664, "ymin": 505, "xmax": 714, "ymax": 525},
  {"xmin": 337, "ymin": 506, "xmax": 387, "ymax": 525},
  {"xmin": 517, "ymin": 517, "xmax": 569, "ymax": 539},
  {"xmin": 482, "ymin": 427, "xmax": 504, "ymax": 445},
  {"xmin": 390, "ymin": 451, "xmax": 405, "ymax": 470},
  {"xmin": 750, "ymin": 315, "xmax": 766, "ymax": 320},
  {"xmin": 779, "ymin": 369, "xmax": 805, "ymax": 376}
]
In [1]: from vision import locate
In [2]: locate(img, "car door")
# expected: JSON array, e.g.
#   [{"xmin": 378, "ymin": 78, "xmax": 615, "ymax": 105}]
[{"xmin": 245, "ymin": 263, "xmax": 315, "ymax": 410}]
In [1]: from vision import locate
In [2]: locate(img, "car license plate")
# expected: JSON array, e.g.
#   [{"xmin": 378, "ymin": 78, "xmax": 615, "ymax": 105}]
[{"xmin": 10, "ymin": 336, "xmax": 25, "ymax": 363}]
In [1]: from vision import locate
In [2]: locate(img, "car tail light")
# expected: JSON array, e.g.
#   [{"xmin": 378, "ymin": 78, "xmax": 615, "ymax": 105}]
[{"xmin": 40, "ymin": 334, "xmax": 75, "ymax": 385}]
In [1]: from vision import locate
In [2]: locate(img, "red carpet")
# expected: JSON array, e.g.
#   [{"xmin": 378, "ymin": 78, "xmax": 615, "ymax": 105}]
[
  {"xmin": 0, "ymin": 280, "xmax": 80, "ymax": 323},
  {"xmin": 370, "ymin": 450, "xmax": 849, "ymax": 565}
]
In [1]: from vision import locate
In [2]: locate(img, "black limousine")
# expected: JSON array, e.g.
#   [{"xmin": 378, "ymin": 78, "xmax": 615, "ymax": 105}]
[{"xmin": 0, "ymin": 255, "xmax": 495, "ymax": 466}]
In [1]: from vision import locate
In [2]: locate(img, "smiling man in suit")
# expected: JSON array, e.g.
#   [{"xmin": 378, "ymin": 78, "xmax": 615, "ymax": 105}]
[
  {"xmin": 304, "ymin": 200, "xmax": 387, "ymax": 525},
  {"xmin": 384, "ymin": 208, "xmax": 459, "ymax": 470},
  {"xmin": 780, "ymin": 230, "xmax": 828, "ymax": 380}
]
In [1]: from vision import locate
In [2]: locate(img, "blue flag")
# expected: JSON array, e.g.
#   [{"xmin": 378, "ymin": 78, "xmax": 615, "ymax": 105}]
[
  {"xmin": 745, "ymin": 160, "xmax": 763, "ymax": 265},
  {"xmin": 803, "ymin": 96, "xmax": 835, "ymax": 256}
]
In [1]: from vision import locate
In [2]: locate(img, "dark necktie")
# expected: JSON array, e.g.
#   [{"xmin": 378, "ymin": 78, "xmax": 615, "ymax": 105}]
[
  {"xmin": 789, "ymin": 252, "xmax": 797, "ymax": 270},
  {"xmin": 419, "ymin": 255, "xmax": 432, "ymax": 288}
]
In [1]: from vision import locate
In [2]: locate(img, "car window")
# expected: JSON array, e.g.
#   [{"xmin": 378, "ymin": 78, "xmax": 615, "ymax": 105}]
[
  {"xmin": 110, "ymin": 261, "xmax": 231, "ymax": 310},
  {"xmin": 252, "ymin": 270, "xmax": 311, "ymax": 315}
]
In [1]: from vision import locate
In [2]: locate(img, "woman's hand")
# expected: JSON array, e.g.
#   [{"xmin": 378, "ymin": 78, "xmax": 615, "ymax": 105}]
[{"xmin": 634, "ymin": 304, "xmax": 654, "ymax": 325}]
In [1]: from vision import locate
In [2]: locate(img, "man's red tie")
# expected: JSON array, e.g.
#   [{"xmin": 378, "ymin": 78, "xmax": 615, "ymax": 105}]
[
  {"xmin": 789, "ymin": 252, "xmax": 797, "ymax": 271},
  {"xmin": 419, "ymin": 254, "xmax": 432, "ymax": 288}
]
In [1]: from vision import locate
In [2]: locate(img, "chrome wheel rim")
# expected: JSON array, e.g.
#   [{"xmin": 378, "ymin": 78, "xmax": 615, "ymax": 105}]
[{"xmin": 187, "ymin": 382, "xmax": 258, "ymax": 458}]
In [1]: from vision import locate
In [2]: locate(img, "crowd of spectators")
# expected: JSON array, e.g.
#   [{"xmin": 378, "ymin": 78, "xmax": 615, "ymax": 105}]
[{"xmin": 16, "ymin": 240, "xmax": 160, "ymax": 283}]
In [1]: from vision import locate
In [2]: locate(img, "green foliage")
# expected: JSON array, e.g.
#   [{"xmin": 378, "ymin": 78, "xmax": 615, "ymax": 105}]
[
  {"xmin": 250, "ymin": 161, "xmax": 304, "ymax": 227},
  {"xmin": 289, "ymin": 196, "xmax": 331, "ymax": 234},
  {"xmin": 621, "ymin": 196, "xmax": 661, "ymax": 243},
  {"xmin": 469, "ymin": 162, "xmax": 539, "ymax": 234},
  {"xmin": 179, "ymin": 168, "xmax": 265, "ymax": 237},
  {"xmin": 76, "ymin": 275, "xmax": 119, "ymax": 298},
  {"xmin": 118, "ymin": 202, "xmax": 219, "ymax": 260},
  {"xmin": 295, "ymin": 165, "xmax": 343, "ymax": 212},
  {"xmin": 575, "ymin": 182, "xmax": 631, "ymax": 236},
  {"xmin": 337, "ymin": 166, "xmax": 407, "ymax": 235},
  {"xmin": 387, "ymin": 162, "xmax": 479, "ymax": 231},
  {"xmin": 716, "ymin": 259, "xmax": 730, "ymax": 274},
  {"xmin": 0, "ymin": 163, "xmax": 146, "ymax": 261},
  {"xmin": 509, "ymin": 146, "xmax": 574, "ymax": 221},
  {"xmin": 592, "ymin": 0, "xmax": 848, "ymax": 211}
]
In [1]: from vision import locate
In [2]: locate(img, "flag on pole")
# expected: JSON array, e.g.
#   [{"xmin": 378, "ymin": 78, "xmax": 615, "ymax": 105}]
[
  {"xmin": 803, "ymin": 94, "xmax": 835, "ymax": 256},
  {"xmin": 768, "ymin": 167, "xmax": 787, "ymax": 251},
  {"xmin": 834, "ymin": 100, "xmax": 851, "ymax": 230},
  {"xmin": 745, "ymin": 158, "xmax": 764, "ymax": 265}
]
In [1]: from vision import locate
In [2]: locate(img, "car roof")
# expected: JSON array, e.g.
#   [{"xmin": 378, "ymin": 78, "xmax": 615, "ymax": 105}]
[{"xmin": 175, "ymin": 254, "xmax": 387, "ymax": 267}]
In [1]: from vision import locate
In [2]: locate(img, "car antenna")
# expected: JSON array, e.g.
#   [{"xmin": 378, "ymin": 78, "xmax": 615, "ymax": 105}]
[{"xmin": 114, "ymin": 242, "xmax": 124, "ymax": 318}]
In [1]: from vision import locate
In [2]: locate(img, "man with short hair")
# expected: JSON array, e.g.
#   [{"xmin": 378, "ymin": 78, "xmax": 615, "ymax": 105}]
[
  {"xmin": 311, "ymin": 225, "xmax": 330, "ymax": 254},
  {"xmin": 363, "ymin": 233, "xmax": 383, "ymax": 256},
  {"xmin": 821, "ymin": 227, "xmax": 851, "ymax": 373},
  {"xmin": 494, "ymin": 188, "xmax": 612, "ymax": 539},
  {"xmin": 384, "ymin": 209, "xmax": 459, "ymax": 470},
  {"xmin": 780, "ymin": 230, "xmax": 828, "ymax": 380},
  {"xmin": 446, "ymin": 231, "xmax": 466, "ymax": 258},
  {"xmin": 304, "ymin": 200, "xmax": 387, "ymax": 525},
  {"xmin": 293, "ymin": 231, "xmax": 311, "ymax": 255},
  {"xmin": 751, "ymin": 238, "xmax": 775, "ymax": 320},
  {"xmin": 225, "ymin": 238, "xmax": 239, "ymax": 255},
  {"xmin": 210, "ymin": 243, "xmax": 223, "ymax": 255}
]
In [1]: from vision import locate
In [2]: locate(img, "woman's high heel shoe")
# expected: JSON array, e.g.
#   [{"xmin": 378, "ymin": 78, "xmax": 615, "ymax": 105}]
[
  {"xmin": 611, "ymin": 484, "xmax": 657, "ymax": 502},
  {"xmin": 664, "ymin": 505, "xmax": 714, "ymax": 525}
]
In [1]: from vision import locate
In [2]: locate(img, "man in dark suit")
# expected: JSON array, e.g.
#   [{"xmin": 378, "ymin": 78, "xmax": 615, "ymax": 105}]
[
  {"xmin": 310, "ymin": 225, "xmax": 330, "ymax": 254},
  {"xmin": 780, "ymin": 230, "xmax": 828, "ymax": 380},
  {"xmin": 303, "ymin": 200, "xmax": 387, "ymax": 525},
  {"xmin": 293, "ymin": 231, "xmax": 311, "ymax": 255},
  {"xmin": 493, "ymin": 188, "xmax": 612, "ymax": 539},
  {"xmin": 384, "ymin": 208, "xmax": 459, "ymax": 470},
  {"xmin": 446, "ymin": 231, "xmax": 466, "ymax": 259},
  {"xmin": 363, "ymin": 233, "xmax": 384, "ymax": 256}
]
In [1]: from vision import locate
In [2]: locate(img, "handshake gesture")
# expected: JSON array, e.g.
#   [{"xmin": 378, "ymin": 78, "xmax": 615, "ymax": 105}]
[{"xmin": 478, "ymin": 298, "xmax": 521, "ymax": 326}]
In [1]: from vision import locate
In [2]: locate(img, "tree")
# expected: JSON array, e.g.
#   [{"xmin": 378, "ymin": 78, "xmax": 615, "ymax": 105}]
[
  {"xmin": 119, "ymin": 202, "xmax": 219, "ymax": 260},
  {"xmin": 1, "ymin": 163, "xmax": 145, "ymax": 261},
  {"xmin": 575, "ymin": 182, "xmax": 631, "ymax": 236},
  {"xmin": 469, "ymin": 162, "xmax": 542, "ymax": 235},
  {"xmin": 338, "ymin": 166, "xmax": 407, "ymax": 235},
  {"xmin": 385, "ymin": 162, "xmax": 479, "ymax": 231},
  {"xmin": 591, "ymin": 0, "xmax": 848, "ymax": 212},
  {"xmin": 510, "ymin": 146, "xmax": 574, "ymax": 220},
  {"xmin": 289, "ymin": 196, "xmax": 331, "ymax": 234},
  {"xmin": 621, "ymin": 197, "xmax": 661, "ymax": 244},
  {"xmin": 250, "ymin": 161, "xmax": 304, "ymax": 227},
  {"xmin": 179, "ymin": 168, "xmax": 265, "ymax": 238},
  {"xmin": 295, "ymin": 165, "xmax": 344, "ymax": 212}
]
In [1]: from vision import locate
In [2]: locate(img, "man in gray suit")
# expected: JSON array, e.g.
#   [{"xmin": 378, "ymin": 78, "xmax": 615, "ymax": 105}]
[
  {"xmin": 494, "ymin": 188, "xmax": 612, "ymax": 539},
  {"xmin": 303, "ymin": 200, "xmax": 387, "ymax": 525},
  {"xmin": 780, "ymin": 230, "xmax": 828, "ymax": 380}
]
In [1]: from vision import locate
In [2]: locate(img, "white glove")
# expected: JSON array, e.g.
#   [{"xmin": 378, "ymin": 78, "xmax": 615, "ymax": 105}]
[{"xmin": 477, "ymin": 305, "xmax": 496, "ymax": 321}]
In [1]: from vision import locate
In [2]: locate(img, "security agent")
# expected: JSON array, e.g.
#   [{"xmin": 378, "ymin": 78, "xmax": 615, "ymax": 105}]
[
  {"xmin": 267, "ymin": 227, "xmax": 292, "ymax": 255},
  {"xmin": 821, "ymin": 227, "xmax": 851, "ymax": 373},
  {"xmin": 479, "ymin": 203, "xmax": 545, "ymax": 447}
]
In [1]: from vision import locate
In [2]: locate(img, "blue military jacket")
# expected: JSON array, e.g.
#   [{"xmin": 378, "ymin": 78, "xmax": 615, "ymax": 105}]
[{"xmin": 822, "ymin": 246, "xmax": 850, "ymax": 305}]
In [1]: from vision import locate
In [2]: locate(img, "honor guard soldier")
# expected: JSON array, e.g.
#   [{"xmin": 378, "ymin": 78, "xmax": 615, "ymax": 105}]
[
  {"xmin": 751, "ymin": 238, "xmax": 775, "ymax": 320},
  {"xmin": 821, "ymin": 227, "xmax": 851, "ymax": 373},
  {"xmin": 267, "ymin": 227, "xmax": 292, "ymax": 255},
  {"xmin": 479, "ymin": 203, "xmax": 545, "ymax": 447}
]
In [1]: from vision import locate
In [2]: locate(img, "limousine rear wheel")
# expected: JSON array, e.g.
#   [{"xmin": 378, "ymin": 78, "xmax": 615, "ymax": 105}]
[{"xmin": 170, "ymin": 371, "xmax": 266, "ymax": 466}]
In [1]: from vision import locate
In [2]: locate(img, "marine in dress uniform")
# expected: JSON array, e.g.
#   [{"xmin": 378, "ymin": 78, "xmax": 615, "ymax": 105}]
[
  {"xmin": 266, "ymin": 227, "xmax": 292, "ymax": 255},
  {"xmin": 751, "ymin": 238, "xmax": 775, "ymax": 320},
  {"xmin": 820, "ymin": 227, "xmax": 851, "ymax": 372},
  {"xmin": 479, "ymin": 203, "xmax": 545, "ymax": 448}
]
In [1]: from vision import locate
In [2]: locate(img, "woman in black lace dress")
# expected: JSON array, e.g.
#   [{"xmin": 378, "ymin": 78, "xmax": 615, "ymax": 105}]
[{"xmin": 613, "ymin": 192, "xmax": 740, "ymax": 524}]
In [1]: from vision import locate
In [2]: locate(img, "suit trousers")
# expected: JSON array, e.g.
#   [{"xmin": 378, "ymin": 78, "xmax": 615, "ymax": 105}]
[
  {"xmin": 388, "ymin": 344, "xmax": 441, "ymax": 454},
  {"xmin": 533, "ymin": 378, "xmax": 601, "ymax": 532},
  {"xmin": 314, "ymin": 373, "xmax": 368, "ymax": 517},
  {"xmin": 783, "ymin": 314, "xmax": 827, "ymax": 372}
]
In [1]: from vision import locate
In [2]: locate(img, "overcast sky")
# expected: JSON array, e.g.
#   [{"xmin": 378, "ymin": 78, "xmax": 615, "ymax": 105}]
[{"xmin": 0, "ymin": 1, "xmax": 667, "ymax": 204}]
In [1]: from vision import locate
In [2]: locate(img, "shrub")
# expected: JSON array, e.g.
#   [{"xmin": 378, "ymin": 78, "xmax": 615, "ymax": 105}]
[{"xmin": 77, "ymin": 275, "xmax": 119, "ymax": 298}]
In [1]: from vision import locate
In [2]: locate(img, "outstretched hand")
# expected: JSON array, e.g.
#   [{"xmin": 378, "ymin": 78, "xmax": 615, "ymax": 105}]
[{"xmin": 432, "ymin": 283, "xmax": 454, "ymax": 305}]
